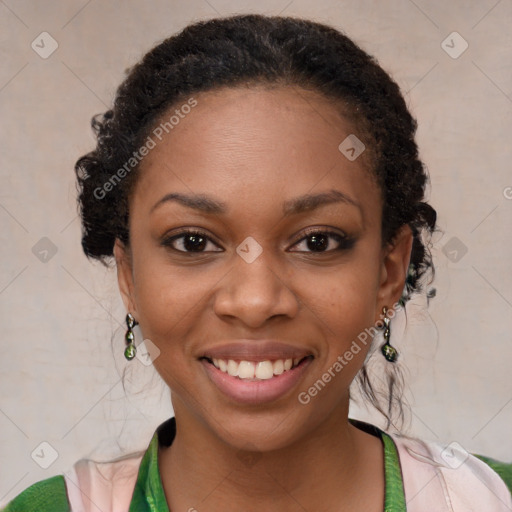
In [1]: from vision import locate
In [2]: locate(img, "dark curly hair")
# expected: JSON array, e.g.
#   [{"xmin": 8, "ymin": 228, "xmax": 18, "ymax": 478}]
[{"xmin": 75, "ymin": 14, "xmax": 437, "ymax": 429}]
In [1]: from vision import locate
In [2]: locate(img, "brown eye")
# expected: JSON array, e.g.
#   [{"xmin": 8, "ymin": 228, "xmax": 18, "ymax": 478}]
[
  {"xmin": 161, "ymin": 230, "xmax": 222, "ymax": 253},
  {"xmin": 290, "ymin": 229, "xmax": 355, "ymax": 253}
]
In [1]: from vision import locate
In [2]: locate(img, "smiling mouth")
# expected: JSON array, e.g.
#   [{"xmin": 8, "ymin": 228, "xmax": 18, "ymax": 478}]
[{"xmin": 200, "ymin": 355, "xmax": 313, "ymax": 380}]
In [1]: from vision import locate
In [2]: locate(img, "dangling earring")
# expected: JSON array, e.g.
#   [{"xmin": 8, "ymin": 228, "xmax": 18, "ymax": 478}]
[
  {"xmin": 380, "ymin": 306, "xmax": 398, "ymax": 363},
  {"xmin": 124, "ymin": 313, "xmax": 138, "ymax": 361}
]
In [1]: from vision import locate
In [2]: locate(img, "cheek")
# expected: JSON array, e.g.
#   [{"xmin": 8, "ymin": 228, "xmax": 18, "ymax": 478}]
[
  {"xmin": 134, "ymin": 269, "xmax": 203, "ymax": 336},
  {"xmin": 296, "ymin": 283, "xmax": 377, "ymax": 409},
  {"xmin": 132, "ymin": 268, "xmax": 200, "ymax": 388},
  {"xmin": 314, "ymin": 285, "xmax": 375, "ymax": 368},
  {"xmin": 306, "ymin": 254, "xmax": 381, "ymax": 327},
  {"xmin": 299, "ymin": 249, "xmax": 381, "ymax": 371},
  {"xmin": 129, "ymin": 251, "xmax": 231, "ymax": 386}
]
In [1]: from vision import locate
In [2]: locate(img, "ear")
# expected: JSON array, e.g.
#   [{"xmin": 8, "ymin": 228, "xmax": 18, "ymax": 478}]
[
  {"xmin": 113, "ymin": 238, "xmax": 137, "ymax": 317},
  {"xmin": 375, "ymin": 224, "xmax": 413, "ymax": 319}
]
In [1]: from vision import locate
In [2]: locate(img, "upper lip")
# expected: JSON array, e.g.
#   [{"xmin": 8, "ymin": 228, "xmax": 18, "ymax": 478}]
[{"xmin": 200, "ymin": 341, "xmax": 314, "ymax": 362}]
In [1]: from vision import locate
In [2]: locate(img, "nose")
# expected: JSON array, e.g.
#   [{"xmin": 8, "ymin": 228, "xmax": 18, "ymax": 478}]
[{"xmin": 213, "ymin": 248, "xmax": 300, "ymax": 329}]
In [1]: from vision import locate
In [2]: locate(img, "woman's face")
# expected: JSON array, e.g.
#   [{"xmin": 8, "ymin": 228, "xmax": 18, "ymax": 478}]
[{"xmin": 115, "ymin": 85, "xmax": 412, "ymax": 451}]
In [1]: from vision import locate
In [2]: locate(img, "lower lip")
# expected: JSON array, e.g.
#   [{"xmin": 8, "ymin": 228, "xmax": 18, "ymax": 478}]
[{"xmin": 200, "ymin": 357, "xmax": 313, "ymax": 405}]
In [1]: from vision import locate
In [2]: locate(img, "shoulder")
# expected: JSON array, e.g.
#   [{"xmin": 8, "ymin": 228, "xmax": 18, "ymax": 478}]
[
  {"xmin": 472, "ymin": 453, "xmax": 512, "ymax": 494},
  {"xmin": 1, "ymin": 450, "xmax": 146, "ymax": 512},
  {"xmin": 62, "ymin": 450, "xmax": 145, "ymax": 511},
  {"xmin": 1, "ymin": 475, "xmax": 69, "ymax": 512},
  {"xmin": 389, "ymin": 433, "xmax": 512, "ymax": 510}
]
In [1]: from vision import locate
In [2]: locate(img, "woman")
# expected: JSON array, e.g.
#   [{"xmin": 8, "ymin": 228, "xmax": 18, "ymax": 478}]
[{"xmin": 3, "ymin": 13, "xmax": 511, "ymax": 512}]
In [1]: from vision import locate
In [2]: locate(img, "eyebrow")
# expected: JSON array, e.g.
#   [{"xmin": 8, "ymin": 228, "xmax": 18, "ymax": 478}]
[
  {"xmin": 282, "ymin": 189, "xmax": 361, "ymax": 216},
  {"xmin": 150, "ymin": 189, "xmax": 361, "ymax": 216}
]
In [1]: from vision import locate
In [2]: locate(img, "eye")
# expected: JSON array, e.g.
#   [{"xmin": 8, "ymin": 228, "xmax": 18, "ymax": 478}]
[
  {"xmin": 161, "ymin": 228, "xmax": 355, "ymax": 254},
  {"xmin": 161, "ymin": 229, "xmax": 222, "ymax": 253},
  {"xmin": 290, "ymin": 228, "xmax": 355, "ymax": 253}
]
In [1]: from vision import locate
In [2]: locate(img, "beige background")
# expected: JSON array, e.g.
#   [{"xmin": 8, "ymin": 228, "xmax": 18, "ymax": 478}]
[{"xmin": 1, "ymin": 0, "xmax": 511, "ymax": 504}]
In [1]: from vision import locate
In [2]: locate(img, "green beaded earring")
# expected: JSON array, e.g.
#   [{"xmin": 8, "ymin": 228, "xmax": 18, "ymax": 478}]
[
  {"xmin": 124, "ymin": 313, "xmax": 138, "ymax": 361},
  {"xmin": 380, "ymin": 306, "xmax": 398, "ymax": 363}
]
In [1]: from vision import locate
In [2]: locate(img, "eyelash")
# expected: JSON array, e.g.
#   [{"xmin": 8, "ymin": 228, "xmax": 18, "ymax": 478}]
[{"xmin": 161, "ymin": 228, "xmax": 355, "ymax": 254}]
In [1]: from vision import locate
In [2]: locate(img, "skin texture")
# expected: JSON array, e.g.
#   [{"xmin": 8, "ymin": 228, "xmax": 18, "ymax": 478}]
[{"xmin": 114, "ymin": 85, "xmax": 413, "ymax": 511}]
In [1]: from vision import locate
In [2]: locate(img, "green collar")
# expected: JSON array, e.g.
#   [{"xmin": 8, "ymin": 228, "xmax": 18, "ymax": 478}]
[
  {"xmin": 382, "ymin": 429, "xmax": 407, "ymax": 511},
  {"xmin": 129, "ymin": 417, "xmax": 406, "ymax": 512}
]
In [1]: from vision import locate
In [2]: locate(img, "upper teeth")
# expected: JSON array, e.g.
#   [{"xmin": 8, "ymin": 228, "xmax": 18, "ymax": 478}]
[{"xmin": 211, "ymin": 358, "xmax": 303, "ymax": 380}]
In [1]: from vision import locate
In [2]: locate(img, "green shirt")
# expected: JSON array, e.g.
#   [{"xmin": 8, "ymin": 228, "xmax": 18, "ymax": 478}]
[{"xmin": 2, "ymin": 417, "xmax": 511, "ymax": 511}]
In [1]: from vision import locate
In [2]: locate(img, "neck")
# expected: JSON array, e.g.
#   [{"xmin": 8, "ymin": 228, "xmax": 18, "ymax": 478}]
[{"xmin": 158, "ymin": 400, "xmax": 385, "ymax": 512}]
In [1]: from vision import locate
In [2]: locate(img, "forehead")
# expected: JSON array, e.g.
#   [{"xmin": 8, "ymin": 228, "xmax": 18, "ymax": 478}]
[{"xmin": 133, "ymin": 85, "xmax": 380, "ymax": 219}]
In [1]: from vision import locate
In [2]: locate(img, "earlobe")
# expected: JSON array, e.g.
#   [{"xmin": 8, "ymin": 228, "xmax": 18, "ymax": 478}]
[
  {"xmin": 377, "ymin": 225, "xmax": 413, "ymax": 310},
  {"xmin": 113, "ymin": 238, "xmax": 137, "ymax": 315}
]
